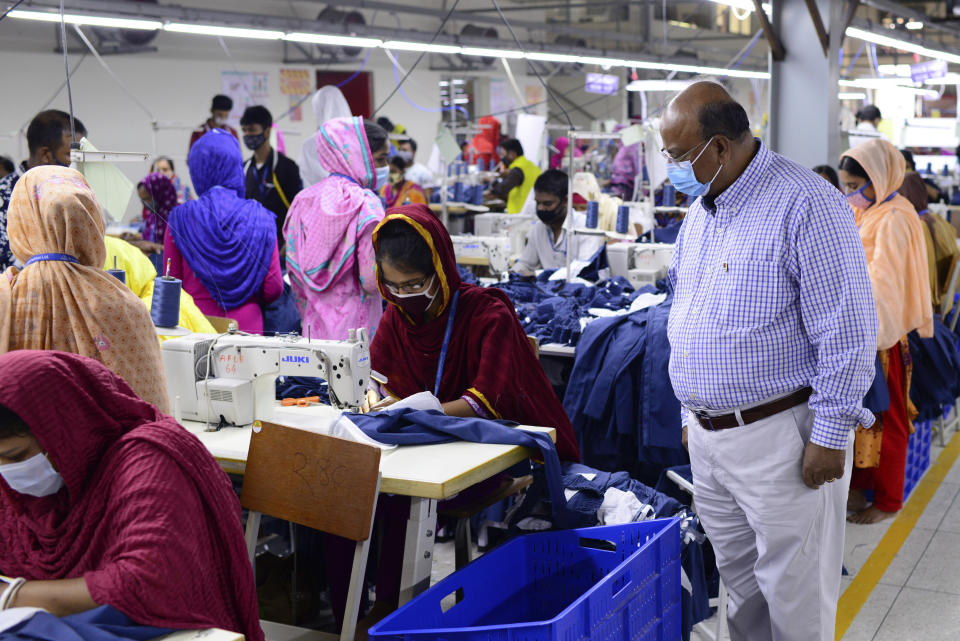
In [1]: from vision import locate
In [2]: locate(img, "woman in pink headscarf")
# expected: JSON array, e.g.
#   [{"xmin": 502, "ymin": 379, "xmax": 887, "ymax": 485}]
[{"xmin": 283, "ymin": 116, "xmax": 389, "ymax": 339}]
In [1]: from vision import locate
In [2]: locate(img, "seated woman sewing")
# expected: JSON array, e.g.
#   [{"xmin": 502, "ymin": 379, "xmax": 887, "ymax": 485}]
[
  {"xmin": 0, "ymin": 350, "xmax": 263, "ymax": 641},
  {"xmin": 369, "ymin": 203, "xmax": 580, "ymax": 462}
]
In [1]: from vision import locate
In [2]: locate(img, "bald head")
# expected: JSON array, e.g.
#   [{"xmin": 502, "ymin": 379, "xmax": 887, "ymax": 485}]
[
  {"xmin": 663, "ymin": 82, "xmax": 751, "ymax": 149},
  {"xmin": 659, "ymin": 81, "xmax": 757, "ymax": 199}
]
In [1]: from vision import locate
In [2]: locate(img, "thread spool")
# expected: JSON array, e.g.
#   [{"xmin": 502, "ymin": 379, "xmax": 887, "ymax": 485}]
[
  {"xmin": 662, "ymin": 182, "xmax": 676, "ymax": 208},
  {"xmin": 585, "ymin": 201, "xmax": 599, "ymax": 228},
  {"xmin": 472, "ymin": 184, "xmax": 484, "ymax": 205},
  {"xmin": 617, "ymin": 205, "xmax": 631, "ymax": 235},
  {"xmin": 150, "ymin": 276, "xmax": 182, "ymax": 328},
  {"xmin": 107, "ymin": 255, "xmax": 126, "ymax": 285},
  {"xmin": 453, "ymin": 181, "xmax": 466, "ymax": 203}
]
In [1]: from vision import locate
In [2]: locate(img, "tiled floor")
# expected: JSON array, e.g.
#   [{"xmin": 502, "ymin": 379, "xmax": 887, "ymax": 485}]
[{"xmin": 691, "ymin": 434, "xmax": 960, "ymax": 641}]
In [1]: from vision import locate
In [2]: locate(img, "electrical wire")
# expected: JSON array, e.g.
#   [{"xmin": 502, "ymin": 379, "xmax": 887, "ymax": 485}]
[
  {"xmin": 388, "ymin": 50, "xmax": 469, "ymax": 118},
  {"xmin": 58, "ymin": 0, "xmax": 76, "ymax": 142},
  {"xmin": 490, "ymin": 0, "xmax": 573, "ymax": 128},
  {"xmin": 373, "ymin": 0, "xmax": 462, "ymax": 116},
  {"xmin": 0, "ymin": 0, "xmax": 26, "ymax": 23}
]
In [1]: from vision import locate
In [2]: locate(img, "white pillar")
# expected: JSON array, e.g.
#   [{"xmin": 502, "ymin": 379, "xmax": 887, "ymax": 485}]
[{"xmin": 769, "ymin": 0, "xmax": 845, "ymax": 168}]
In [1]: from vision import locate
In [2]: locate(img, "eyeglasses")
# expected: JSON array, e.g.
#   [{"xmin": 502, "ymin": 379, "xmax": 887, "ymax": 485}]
[
  {"xmin": 659, "ymin": 137, "xmax": 712, "ymax": 164},
  {"xmin": 383, "ymin": 274, "xmax": 433, "ymax": 295}
]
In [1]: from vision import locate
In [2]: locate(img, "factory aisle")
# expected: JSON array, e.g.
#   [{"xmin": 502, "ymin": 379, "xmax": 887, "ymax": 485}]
[{"xmin": 691, "ymin": 428, "xmax": 960, "ymax": 641}]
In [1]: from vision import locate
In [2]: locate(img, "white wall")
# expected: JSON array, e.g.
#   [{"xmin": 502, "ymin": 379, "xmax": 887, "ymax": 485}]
[{"xmin": 0, "ymin": 22, "xmax": 444, "ymax": 218}]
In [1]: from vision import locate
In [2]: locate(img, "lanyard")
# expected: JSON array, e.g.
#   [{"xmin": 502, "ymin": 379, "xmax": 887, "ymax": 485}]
[
  {"xmin": 25, "ymin": 253, "xmax": 78, "ymax": 267},
  {"xmin": 434, "ymin": 290, "xmax": 460, "ymax": 397}
]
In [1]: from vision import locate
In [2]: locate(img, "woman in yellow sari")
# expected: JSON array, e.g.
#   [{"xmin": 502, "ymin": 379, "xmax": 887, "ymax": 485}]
[{"xmin": 838, "ymin": 139, "xmax": 933, "ymax": 523}]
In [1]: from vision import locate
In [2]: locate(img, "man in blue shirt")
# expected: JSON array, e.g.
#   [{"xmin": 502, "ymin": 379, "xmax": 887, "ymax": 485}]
[{"xmin": 663, "ymin": 82, "xmax": 876, "ymax": 641}]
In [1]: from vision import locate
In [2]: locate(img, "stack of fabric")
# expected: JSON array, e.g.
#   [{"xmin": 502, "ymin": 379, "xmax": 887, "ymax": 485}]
[
  {"xmin": 493, "ymin": 274, "xmax": 655, "ymax": 346},
  {"xmin": 563, "ymin": 292, "xmax": 687, "ymax": 472},
  {"xmin": 910, "ymin": 319, "xmax": 960, "ymax": 422}
]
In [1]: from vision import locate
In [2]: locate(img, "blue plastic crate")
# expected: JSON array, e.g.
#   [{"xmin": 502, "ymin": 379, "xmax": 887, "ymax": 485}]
[
  {"xmin": 904, "ymin": 420, "xmax": 933, "ymax": 499},
  {"xmin": 370, "ymin": 518, "xmax": 682, "ymax": 641}
]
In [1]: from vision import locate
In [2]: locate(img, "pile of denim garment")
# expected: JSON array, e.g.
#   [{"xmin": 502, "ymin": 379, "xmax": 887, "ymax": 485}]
[{"xmin": 492, "ymin": 273, "xmax": 655, "ymax": 346}]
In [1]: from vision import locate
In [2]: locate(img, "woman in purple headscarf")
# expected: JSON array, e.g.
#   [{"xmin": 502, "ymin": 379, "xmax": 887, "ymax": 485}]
[
  {"xmin": 137, "ymin": 172, "xmax": 178, "ymax": 244},
  {"xmin": 164, "ymin": 129, "xmax": 283, "ymax": 333}
]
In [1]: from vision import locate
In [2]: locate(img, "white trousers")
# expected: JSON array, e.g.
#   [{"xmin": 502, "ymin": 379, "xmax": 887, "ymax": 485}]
[{"xmin": 688, "ymin": 404, "xmax": 852, "ymax": 641}]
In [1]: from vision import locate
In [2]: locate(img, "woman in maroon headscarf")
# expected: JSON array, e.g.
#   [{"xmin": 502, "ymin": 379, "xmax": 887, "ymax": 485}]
[
  {"xmin": 370, "ymin": 203, "xmax": 580, "ymax": 462},
  {"xmin": 0, "ymin": 350, "xmax": 262, "ymax": 641}
]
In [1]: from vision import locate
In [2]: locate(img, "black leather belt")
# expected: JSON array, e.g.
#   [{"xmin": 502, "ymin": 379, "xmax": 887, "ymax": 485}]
[{"xmin": 692, "ymin": 387, "xmax": 812, "ymax": 431}]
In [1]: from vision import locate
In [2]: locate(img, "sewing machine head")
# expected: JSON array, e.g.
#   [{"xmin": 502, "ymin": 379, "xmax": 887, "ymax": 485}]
[
  {"xmin": 607, "ymin": 242, "xmax": 674, "ymax": 289},
  {"xmin": 451, "ymin": 235, "xmax": 512, "ymax": 273},
  {"xmin": 162, "ymin": 330, "xmax": 370, "ymax": 428}
]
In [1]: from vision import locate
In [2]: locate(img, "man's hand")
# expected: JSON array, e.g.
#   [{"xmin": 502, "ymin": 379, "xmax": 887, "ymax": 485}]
[
  {"xmin": 801, "ymin": 442, "xmax": 846, "ymax": 489},
  {"xmin": 681, "ymin": 425, "xmax": 689, "ymax": 451}
]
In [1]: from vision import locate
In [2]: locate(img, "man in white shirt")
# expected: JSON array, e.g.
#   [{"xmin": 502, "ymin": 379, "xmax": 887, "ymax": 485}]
[
  {"xmin": 515, "ymin": 169, "xmax": 605, "ymax": 275},
  {"xmin": 397, "ymin": 138, "xmax": 435, "ymax": 198},
  {"xmin": 849, "ymin": 104, "xmax": 887, "ymax": 148}
]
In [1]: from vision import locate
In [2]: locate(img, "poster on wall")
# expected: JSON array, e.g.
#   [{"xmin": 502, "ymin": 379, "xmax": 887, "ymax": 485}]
[
  {"xmin": 279, "ymin": 69, "xmax": 311, "ymax": 95},
  {"xmin": 220, "ymin": 71, "xmax": 269, "ymax": 130}
]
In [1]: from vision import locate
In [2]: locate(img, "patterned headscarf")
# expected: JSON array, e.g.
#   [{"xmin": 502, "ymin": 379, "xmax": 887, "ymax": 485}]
[
  {"xmin": 139, "ymin": 172, "xmax": 178, "ymax": 243},
  {"xmin": 0, "ymin": 166, "xmax": 169, "ymax": 410}
]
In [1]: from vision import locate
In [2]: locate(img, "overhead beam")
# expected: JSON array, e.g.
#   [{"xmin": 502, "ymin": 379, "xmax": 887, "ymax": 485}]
[
  {"xmin": 752, "ymin": 0, "xmax": 786, "ymax": 60},
  {"xmin": 858, "ymin": 0, "xmax": 960, "ymax": 39},
  {"xmin": 16, "ymin": 0, "xmax": 766, "ymax": 72},
  {"xmin": 841, "ymin": 0, "xmax": 861, "ymax": 36},
  {"xmin": 804, "ymin": 0, "xmax": 829, "ymax": 55}
]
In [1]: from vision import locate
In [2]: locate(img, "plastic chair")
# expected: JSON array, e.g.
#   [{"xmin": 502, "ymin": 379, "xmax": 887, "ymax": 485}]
[
  {"xmin": 665, "ymin": 468, "xmax": 728, "ymax": 641},
  {"xmin": 241, "ymin": 421, "xmax": 382, "ymax": 641}
]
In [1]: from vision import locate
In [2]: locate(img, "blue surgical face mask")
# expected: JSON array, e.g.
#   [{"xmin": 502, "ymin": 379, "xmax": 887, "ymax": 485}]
[
  {"xmin": 0, "ymin": 452, "xmax": 64, "ymax": 497},
  {"xmin": 374, "ymin": 165, "xmax": 390, "ymax": 190},
  {"xmin": 665, "ymin": 136, "xmax": 723, "ymax": 198},
  {"xmin": 397, "ymin": 150, "xmax": 414, "ymax": 164},
  {"xmin": 846, "ymin": 180, "xmax": 874, "ymax": 210}
]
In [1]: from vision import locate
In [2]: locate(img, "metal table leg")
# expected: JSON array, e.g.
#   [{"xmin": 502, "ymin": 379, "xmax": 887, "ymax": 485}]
[{"xmin": 398, "ymin": 497, "xmax": 436, "ymax": 605}]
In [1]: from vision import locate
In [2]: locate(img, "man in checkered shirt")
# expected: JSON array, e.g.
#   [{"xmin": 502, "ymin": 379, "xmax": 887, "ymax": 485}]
[{"xmin": 662, "ymin": 82, "xmax": 877, "ymax": 641}]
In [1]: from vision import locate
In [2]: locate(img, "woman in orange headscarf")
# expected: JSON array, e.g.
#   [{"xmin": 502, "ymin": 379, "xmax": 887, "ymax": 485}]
[
  {"xmin": 838, "ymin": 139, "xmax": 932, "ymax": 523},
  {"xmin": 1, "ymin": 166, "xmax": 169, "ymax": 411}
]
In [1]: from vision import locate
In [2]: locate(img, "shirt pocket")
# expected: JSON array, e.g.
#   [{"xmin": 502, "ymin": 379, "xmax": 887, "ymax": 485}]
[{"xmin": 716, "ymin": 259, "xmax": 792, "ymax": 329}]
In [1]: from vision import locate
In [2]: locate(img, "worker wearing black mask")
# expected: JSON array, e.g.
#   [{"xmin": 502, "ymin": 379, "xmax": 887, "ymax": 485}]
[
  {"xmin": 514, "ymin": 169, "xmax": 604, "ymax": 275},
  {"xmin": 240, "ymin": 105, "xmax": 303, "ymax": 254}
]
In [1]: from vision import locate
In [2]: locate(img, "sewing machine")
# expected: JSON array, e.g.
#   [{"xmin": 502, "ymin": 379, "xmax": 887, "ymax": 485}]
[
  {"xmin": 607, "ymin": 242, "xmax": 675, "ymax": 289},
  {"xmin": 161, "ymin": 331, "xmax": 370, "ymax": 428},
  {"xmin": 451, "ymin": 235, "xmax": 513, "ymax": 273},
  {"xmin": 473, "ymin": 213, "xmax": 535, "ymax": 252}
]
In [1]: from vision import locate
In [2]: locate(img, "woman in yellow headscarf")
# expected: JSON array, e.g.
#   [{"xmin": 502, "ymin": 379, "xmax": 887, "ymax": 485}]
[
  {"xmin": 2, "ymin": 166, "xmax": 169, "ymax": 411},
  {"xmin": 838, "ymin": 139, "xmax": 932, "ymax": 524}
]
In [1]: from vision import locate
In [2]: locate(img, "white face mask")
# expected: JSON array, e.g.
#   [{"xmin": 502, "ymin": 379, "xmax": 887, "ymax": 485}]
[{"xmin": 0, "ymin": 453, "xmax": 64, "ymax": 497}]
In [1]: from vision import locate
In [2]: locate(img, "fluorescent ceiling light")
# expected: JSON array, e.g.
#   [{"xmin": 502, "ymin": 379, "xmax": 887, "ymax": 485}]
[
  {"xmin": 845, "ymin": 26, "xmax": 960, "ymax": 65},
  {"xmin": 525, "ymin": 52, "xmax": 584, "ymax": 64},
  {"xmin": 460, "ymin": 47, "xmax": 523, "ymax": 59},
  {"xmin": 579, "ymin": 56, "xmax": 628, "ymax": 68},
  {"xmin": 877, "ymin": 63, "xmax": 911, "ymax": 77},
  {"xmin": 8, "ymin": 9, "xmax": 161, "ymax": 30},
  {"xmin": 838, "ymin": 92, "xmax": 867, "ymax": 99},
  {"xmin": 925, "ymin": 73, "xmax": 960, "ymax": 85},
  {"xmin": 706, "ymin": 0, "xmax": 772, "ymax": 14},
  {"xmin": 906, "ymin": 21, "xmax": 924, "ymax": 30},
  {"xmin": 283, "ymin": 32, "xmax": 382, "ymax": 47},
  {"xmin": 383, "ymin": 40, "xmax": 462, "ymax": 54},
  {"xmin": 164, "ymin": 23, "xmax": 283, "ymax": 39},
  {"xmin": 630, "ymin": 60, "xmax": 769, "ymax": 79},
  {"xmin": 626, "ymin": 80, "xmax": 695, "ymax": 92}
]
